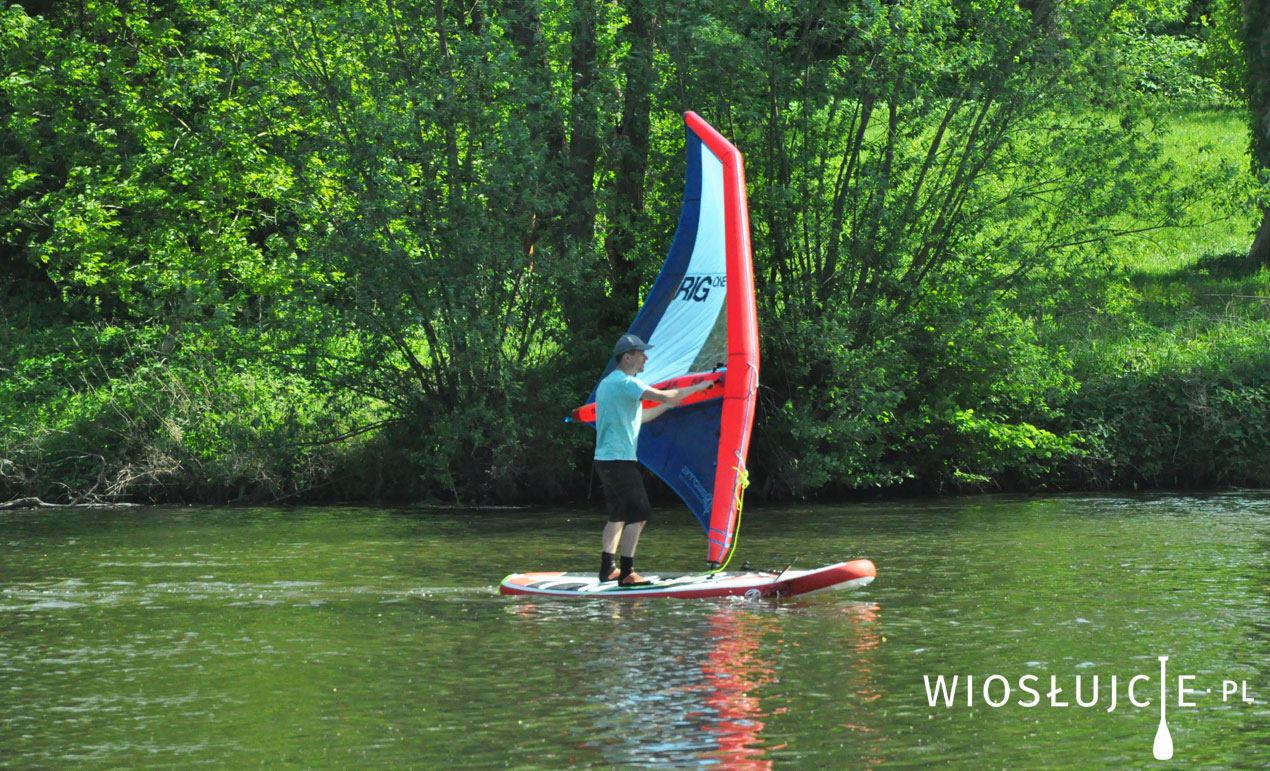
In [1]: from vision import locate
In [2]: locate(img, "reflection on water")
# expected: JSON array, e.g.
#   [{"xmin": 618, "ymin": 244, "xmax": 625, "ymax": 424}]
[
  {"xmin": 830, "ymin": 601, "xmax": 888, "ymax": 768},
  {"xmin": 695, "ymin": 606, "xmax": 778, "ymax": 769},
  {"xmin": 506, "ymin": 599, "xmax": 883, "ymax": 767}
]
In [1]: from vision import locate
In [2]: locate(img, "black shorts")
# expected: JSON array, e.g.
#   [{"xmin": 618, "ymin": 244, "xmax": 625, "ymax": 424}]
[{"xmin": 594, "ymin": 460, "xmax": 652, "ymax": 524}]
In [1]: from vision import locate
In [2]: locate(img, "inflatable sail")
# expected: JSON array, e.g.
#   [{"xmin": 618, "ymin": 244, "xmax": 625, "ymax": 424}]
[{"xmin": 571, "ymin": 112, "xmax": 759, "ymax": 566}]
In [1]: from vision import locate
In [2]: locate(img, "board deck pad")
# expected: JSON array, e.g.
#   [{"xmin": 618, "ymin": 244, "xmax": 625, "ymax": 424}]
[{"xmin": 500, "ymin": 559, "xmax": 876, "ymax": 600}]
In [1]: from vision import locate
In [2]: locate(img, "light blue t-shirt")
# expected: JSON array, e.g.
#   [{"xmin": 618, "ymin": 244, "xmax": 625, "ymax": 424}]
[{"xmin": 594, "ymin": 370, "xmax": 650, "ymax": 461}]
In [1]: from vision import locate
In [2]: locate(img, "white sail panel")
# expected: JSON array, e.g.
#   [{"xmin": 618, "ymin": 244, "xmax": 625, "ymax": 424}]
[{"xmin": 641, "ymin": 144, "xmax": 728, "ymax": 384}]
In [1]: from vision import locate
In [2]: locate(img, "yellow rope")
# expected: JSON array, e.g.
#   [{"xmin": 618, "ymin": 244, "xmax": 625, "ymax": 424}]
[{"xmin": 710, "ymin": 466, "xmax": 749, "ymax": 574}]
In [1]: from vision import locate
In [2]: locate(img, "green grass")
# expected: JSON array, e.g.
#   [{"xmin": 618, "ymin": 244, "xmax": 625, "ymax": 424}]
[
  {"xmin": 1063, "ymin": 253, "xmax": 1270, "ymax": 381},
  {"xmin": 1118, "ymin": 108, "xmax": 1256, "ymax": 275},
  {"xmin": 1057, "ymin": 108, "xmax": 1264, "ymax": 350},
  {"xmin": 1042, "ymin": 108, "xmax": 1270, "ymax": 489}
]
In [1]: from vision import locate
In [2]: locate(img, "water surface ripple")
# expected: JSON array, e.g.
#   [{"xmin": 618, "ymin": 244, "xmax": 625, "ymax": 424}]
[{"xmin": 1, "ymin": 495, "xmax": 1266, "ymax": 768}]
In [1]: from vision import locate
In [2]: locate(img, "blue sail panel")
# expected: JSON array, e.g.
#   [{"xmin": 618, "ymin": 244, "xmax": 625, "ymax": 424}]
[{"xmin": 635, "ymin": 401, "xmax": 722, "ymax": 530}]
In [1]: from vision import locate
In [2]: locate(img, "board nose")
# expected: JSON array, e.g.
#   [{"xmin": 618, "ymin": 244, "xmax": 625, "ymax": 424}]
[{"xmin": 844, "ymin": 559, "xmax": 877, "ymax": 579}]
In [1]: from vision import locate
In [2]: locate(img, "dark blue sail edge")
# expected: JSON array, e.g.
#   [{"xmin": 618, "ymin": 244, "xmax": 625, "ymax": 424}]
[
  {"xmin": 577, "ymin": 128, "xmax": 724, "ymax": 532},
  {"xmin": 584, "ymin": 130, "xmax": 705, "ymax": 405}
]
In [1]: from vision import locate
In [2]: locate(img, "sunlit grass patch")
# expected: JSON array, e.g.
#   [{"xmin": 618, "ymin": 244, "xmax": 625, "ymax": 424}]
[
  {"xmin": 1116, "ymin": 108, "xmax": 1256, "ymax": 275},
  {"xmin": 1042, "ymin": 105, "xmax": 1270, "ymax": 487}
]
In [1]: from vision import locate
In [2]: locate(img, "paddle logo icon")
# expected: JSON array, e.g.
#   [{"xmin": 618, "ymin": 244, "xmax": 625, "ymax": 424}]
[{"xmin": 1153, "ymin": 656, "xmax": 1173, "ymax": 760}]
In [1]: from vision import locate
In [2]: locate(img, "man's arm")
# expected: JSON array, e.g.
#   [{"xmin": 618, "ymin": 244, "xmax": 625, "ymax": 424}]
[{"xmin": 640, "ymin": 381, "xmax": 716, "ymax": 423}]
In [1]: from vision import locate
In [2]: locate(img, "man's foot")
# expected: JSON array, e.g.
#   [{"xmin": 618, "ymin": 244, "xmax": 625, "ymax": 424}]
[
  {"xmin": 599, "ymin": 551, "xmax": 618, "ymax": 583},
  {"xmin": 619, "ymin": 572, "xmax": 651, "ymax": 586}
]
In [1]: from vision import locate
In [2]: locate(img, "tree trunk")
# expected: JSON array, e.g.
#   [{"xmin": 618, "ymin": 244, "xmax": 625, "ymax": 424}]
[
  {"xmin": 554, "ymin": 0, "xmax": 609, "ymax": 349},
  {"xmin": 1251, "ymin": 207, "xmax": 1270, "ymax": 265},
  {"xmin": 566, "ymin": 0, "xmax": 599, "ymax": 254},
  {"xmin": 603, "ymin": 0, "xmax": 654, "ymax": 332},
  {"xmin": 504, "ymin": 0, "xmax": 567, "ymax": 261},
  {"xmin": 1243, "ymin": 0, "xmax": 1270, "ymax": 264}
]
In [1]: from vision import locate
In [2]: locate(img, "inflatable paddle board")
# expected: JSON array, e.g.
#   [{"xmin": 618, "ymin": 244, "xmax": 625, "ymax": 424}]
[{"xmin": 500, "ymin": 559, "xmax": 875, "ymax": 599}]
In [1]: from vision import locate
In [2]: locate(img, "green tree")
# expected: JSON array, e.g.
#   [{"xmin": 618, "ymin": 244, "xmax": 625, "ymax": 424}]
[
  {"xmin": 226, "ymin": 0, "xmax": 634, "ymax": 499},
  {"xmin": 1200, "ymin": 0, "xmax": 1246, "ymax": 98},
  {"xmin": 0, "ymin": 1, "xmax": 367, "ymax": 502},
  {"xmin": 654, "ymin": 0, "xmax": 1201, "ymax": 493},
  {"xmin": 0, "ymin": 0, "xmax": 1238, "ymax": 503}
]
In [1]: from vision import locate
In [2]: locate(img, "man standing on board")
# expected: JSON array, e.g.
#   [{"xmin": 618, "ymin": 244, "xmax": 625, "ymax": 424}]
[{"xmin": 595, "ymin": 334, "xmax": 714, "ymax": 585}]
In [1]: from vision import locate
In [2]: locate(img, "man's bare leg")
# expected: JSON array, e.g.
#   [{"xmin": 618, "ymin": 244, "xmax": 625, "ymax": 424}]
[
  {"xmin": 602, "ymin": 521, "xmax": 623, "ymax": 554},
  {"xmin": 618, "ymin": 522, "xmax": 648, "ymax": 585},
  {"xmin": 618, "ymin": 521, "xmax": 644, "ymax": 558}
]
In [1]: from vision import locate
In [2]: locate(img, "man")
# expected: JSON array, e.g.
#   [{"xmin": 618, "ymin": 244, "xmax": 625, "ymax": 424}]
[{"xmin": 594, "ymin": 333, "xmax": 714, "ymax": 585}]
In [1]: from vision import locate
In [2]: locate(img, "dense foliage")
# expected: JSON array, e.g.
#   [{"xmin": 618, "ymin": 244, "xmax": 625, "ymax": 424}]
[{"xmin": 1, "ymin": 0, "xmax": 1265, "ymax": 504}]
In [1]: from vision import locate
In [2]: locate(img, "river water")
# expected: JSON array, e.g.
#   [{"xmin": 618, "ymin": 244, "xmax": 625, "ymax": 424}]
[{"xmin": 1, "ymin": 494, "xmax": 1266, "ymax": 768}]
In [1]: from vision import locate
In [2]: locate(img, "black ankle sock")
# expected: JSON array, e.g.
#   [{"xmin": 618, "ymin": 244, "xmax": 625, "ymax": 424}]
[
  {"xmin": 599, "ymin": 552, "xmax": 616, "ymax": 582},
  {"xmin": 619, "ymin": 555, "xmax": 634, "ymax": 580}
]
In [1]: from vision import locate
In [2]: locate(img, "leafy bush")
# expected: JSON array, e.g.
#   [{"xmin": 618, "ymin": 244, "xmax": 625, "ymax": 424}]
[
  {"xmin": 1057, "ymin": 257, "xmax": 1270, "ymax": 489},
  {"xmin": 0, "ymin": 320, "xmax": 375, "ymax": 502}
]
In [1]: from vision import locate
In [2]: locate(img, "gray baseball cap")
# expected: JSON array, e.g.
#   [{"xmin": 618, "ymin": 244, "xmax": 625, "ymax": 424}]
[{"xmin": 613, "ymin": 333, "xmax": 653, "ymax": 358}]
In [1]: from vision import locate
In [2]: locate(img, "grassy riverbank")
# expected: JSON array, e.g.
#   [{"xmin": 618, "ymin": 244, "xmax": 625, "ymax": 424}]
[{"xmin": 1056, "ymin": 251, "xmax": 1270, "ymax": 489}]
